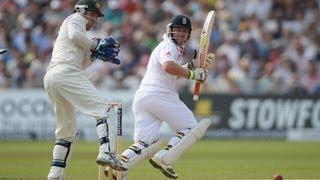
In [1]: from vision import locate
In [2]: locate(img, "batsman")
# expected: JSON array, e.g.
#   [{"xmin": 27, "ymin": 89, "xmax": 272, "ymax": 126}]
[
  {"xmin": 43, "ymin": 0, "xmax": 126, "ymax": 179},
  {"xmin": 110, "ymin": 15, "xmax": 215, "ymax": 179}
]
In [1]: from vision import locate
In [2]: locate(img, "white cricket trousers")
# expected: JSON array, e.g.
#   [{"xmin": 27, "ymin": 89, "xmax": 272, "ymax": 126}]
[
  {"xmin": 132, "ymin": 91, "xmax": 197, "ymax": 144},
  {"xmin": 43, "ymin": 64, "xmax": 107, "ymax": 140}
]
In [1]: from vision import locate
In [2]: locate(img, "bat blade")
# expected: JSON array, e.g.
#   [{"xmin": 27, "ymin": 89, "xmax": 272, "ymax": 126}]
[{"xmin": 193, "ymin": 11, "xmax": 215, "ymax": 101}]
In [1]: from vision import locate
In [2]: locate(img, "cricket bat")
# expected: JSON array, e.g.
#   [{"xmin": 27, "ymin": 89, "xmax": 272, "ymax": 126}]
[{"xmin": 193, "ymin": 11, "xmax": 215, "ymax": 101}]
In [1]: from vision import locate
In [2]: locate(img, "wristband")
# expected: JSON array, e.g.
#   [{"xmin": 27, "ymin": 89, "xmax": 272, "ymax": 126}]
[{"xmin": 188, "ymin": 70, "xmax": 194, "ymax": 79}]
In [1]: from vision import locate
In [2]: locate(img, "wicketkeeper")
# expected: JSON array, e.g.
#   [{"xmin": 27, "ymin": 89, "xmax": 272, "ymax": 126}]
[{"xmin": 44, "ymin": 0, "xmax": 126, "ymax": 179}]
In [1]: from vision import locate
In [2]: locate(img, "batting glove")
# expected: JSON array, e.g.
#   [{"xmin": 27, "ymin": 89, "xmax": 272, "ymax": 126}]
[
  {"xmin": 184, "ymin": 50, "xmax": 215, "ymax": 70},
  {"xmin": 187, "ymin": 68, "xmax": 207, "ymax": 81},
  {"xmin": 182, "ymin": 49, "xmax": 197, "ymax": 70},
  {"xmin": 206, "ymin": 53, "xmax": 215, "ymax": 66}
]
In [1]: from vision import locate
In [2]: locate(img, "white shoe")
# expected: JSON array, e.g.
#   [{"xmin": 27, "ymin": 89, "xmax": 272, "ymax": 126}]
[
  {"xmin": 96, "ymin": 151, "xmax": 127, "ymax": 171},
  {"xmin": 149, "ymin": 156, "xmax": 178, "ymax": 179},
  {"xmin": 47, "ymin": 166, "xmax": 65, "ymax": 180}
]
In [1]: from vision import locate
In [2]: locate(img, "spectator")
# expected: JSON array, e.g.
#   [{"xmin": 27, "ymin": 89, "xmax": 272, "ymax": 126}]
[
  {"xmin": 0, "ymin": 0, "xmax": 319, "ymax": 96},
  {"xmin": 301, "ymin": 60, "xmax": 320, "ymax": 94}
]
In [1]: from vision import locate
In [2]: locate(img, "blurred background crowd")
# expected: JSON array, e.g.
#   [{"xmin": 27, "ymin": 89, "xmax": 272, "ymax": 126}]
[{"xmin": 0, "ymin": 0, "xmax": 319, "ymax": 95}]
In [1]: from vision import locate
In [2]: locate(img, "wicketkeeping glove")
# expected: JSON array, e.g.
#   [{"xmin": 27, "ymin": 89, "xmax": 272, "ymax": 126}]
[
  {"xmin": 90, "ymin": 37, "xmax": 121, "ymax": 65},
  {"xmin": 187, "ymin": 67, "xmax": 207, "ymax": 81}
]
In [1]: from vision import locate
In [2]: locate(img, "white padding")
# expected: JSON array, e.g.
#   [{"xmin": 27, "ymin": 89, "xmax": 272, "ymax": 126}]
[
  {"xmin": 123, "ymin": 139, "xmax": 163, "ymax": 170},
  {"xmin": 96, "ymin": 117, "xmax": 117, "ymax": 152},
  {"xmin": 162, "ymin": 118, "xmax": 211, "ymax": 165},
  {"xmin": 52, "ymin": 135, "xmax": 77, "ymax": 167}
]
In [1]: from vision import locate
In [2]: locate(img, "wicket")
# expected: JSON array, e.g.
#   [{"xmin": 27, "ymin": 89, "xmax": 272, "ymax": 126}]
[{"xmin": 98, "ymin": 102, "xmax": 123, "ymax": 180}]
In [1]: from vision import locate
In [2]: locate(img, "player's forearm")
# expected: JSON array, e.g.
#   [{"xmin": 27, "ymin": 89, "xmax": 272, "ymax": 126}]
[{"xmin": 162, "ymin": 61, "xmax": 189, "ymax": 78}]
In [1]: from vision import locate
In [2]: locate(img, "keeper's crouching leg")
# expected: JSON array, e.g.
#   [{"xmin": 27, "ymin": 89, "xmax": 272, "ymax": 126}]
[
  {"xmin": 150, "ymin": 118, "xmax": 211, "ymax": 179},
  {"xmin": 107, "ymin": 139, "xmax": 163, "ymax": 179}
]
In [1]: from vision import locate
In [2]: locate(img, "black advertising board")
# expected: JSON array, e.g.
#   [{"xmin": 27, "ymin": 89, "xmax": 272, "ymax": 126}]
[{"xmin": 181, "ymin": 93, "xmax": 320, "ymax": 139}]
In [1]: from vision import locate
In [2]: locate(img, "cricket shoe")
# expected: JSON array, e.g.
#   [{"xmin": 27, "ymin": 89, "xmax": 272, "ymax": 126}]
[
  {"xmin": 149, "ymin": 157, "xmax": 178, "ymax": 179},
  {"xmin": 96, "ymin": 151, "xmax": 127, "ymax": 171},
  {"xmin": 47, "ymin": 166, "xmax": 65, "ymax": 180}
]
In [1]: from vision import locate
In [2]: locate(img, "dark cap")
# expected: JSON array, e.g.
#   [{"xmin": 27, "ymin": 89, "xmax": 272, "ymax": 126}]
[{"xmin": 168, "ymin": 15, "xmax": 192, "ymax": 30}]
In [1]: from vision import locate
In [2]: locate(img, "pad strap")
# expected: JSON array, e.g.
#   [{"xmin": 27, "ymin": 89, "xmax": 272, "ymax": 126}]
[
  {"xmin": 99, "ymin": 136, "xmax": 109, "ymax": 145},
  {"xmin": 96, "ymin": 117, "xmax": 108, "ymax": 126},
  {"xmin": 120, "ymin": 140, "xmax": 163, "ymax": 171},
  {"xmin": 51, "ymin": 160, "xmax": 66, "ymax": 168},
  {"xmin": 55, "ymin": 139, "xmax": 72, "ymax": 148}
]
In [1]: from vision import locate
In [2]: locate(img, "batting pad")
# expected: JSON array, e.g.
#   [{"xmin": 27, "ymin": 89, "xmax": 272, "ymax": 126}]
[
  {"xmin": 162, "ymin": 118, "xmax": 211, "ymax": 165},
  {"xmin": 122, "ymin": 139, "xmax": 163, "ymax": 170}
]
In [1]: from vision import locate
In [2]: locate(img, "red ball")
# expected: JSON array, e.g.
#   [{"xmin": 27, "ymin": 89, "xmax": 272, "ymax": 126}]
[{"xmin": 273, "ymin": 174, "xmax": 283, "ymax": 180}]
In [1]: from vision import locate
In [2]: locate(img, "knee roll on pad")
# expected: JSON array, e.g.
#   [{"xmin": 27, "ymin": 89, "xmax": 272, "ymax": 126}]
[
  {"xmin": 121, "ymin": 139, "xmax": 163, "ymax": 170},
  {"xmin": 161, "ymin": 118, "xmax": 211, "ymax": 165}
]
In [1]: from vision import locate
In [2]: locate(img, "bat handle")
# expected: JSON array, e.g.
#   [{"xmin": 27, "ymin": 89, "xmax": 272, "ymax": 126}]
[
  {"xmin": 193, "ymin": 95, "xmax": 199, "ymax": 101},
  {"xmin": 193, "ymin": 81, "xmax": 201, "ymax": 101}
]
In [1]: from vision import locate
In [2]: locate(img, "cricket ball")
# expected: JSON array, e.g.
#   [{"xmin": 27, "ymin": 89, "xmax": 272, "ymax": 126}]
[{"xmin": 273, "ymin": 174, "xmax": 283, "ymax": 180}]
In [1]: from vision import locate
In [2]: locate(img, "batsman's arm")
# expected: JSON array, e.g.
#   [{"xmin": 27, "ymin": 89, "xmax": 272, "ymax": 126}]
[
  {"xmin": 162, "ymin": 61, "xmax": 190, "ymax": 78},
  {"xmin": 162, "ymin": 61, "xmax": 206, "ymax": 81}
]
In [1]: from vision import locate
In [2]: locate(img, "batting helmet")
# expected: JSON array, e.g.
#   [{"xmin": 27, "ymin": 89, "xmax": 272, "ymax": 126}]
[
  {"xmin": 74, "ymin": 0, "xmax": 104, "ymax": 17},
  {"xmin": 167, "ymin": 15, "xmax": 192, "ymax": 44}
]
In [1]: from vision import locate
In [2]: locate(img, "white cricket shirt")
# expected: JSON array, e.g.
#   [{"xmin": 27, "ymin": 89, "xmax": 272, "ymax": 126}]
[
  {"xmin": 48, "ymin": 13, "xmax": 93, "ymax": 70},
  {"xmin": 137, "ymin": 34, "xmax": 184, "ymax": 93}
]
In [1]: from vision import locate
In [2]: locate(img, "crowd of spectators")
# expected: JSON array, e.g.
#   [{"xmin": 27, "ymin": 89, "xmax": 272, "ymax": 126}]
[{"xmin": 0, "ymin": 0, "xmax": 319, "ymax": 95}]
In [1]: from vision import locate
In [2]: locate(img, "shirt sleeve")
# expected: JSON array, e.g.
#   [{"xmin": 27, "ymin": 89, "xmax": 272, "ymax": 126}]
[
  {"xmin": 67, "ymin": 15, "xmax": 94, "ymax": 51},
  {"xmin": 159, "ymin": 43, "xmax": 180, "ymax": 64},
  {"xmin": 81, "ymin": 52, "xmax": 93, "ymax": 69}
]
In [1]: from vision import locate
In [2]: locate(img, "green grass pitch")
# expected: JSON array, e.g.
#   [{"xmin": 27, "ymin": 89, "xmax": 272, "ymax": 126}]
[{"xmin": 0, "ymin": 140, "xmax": 319, "ymax": 180}]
